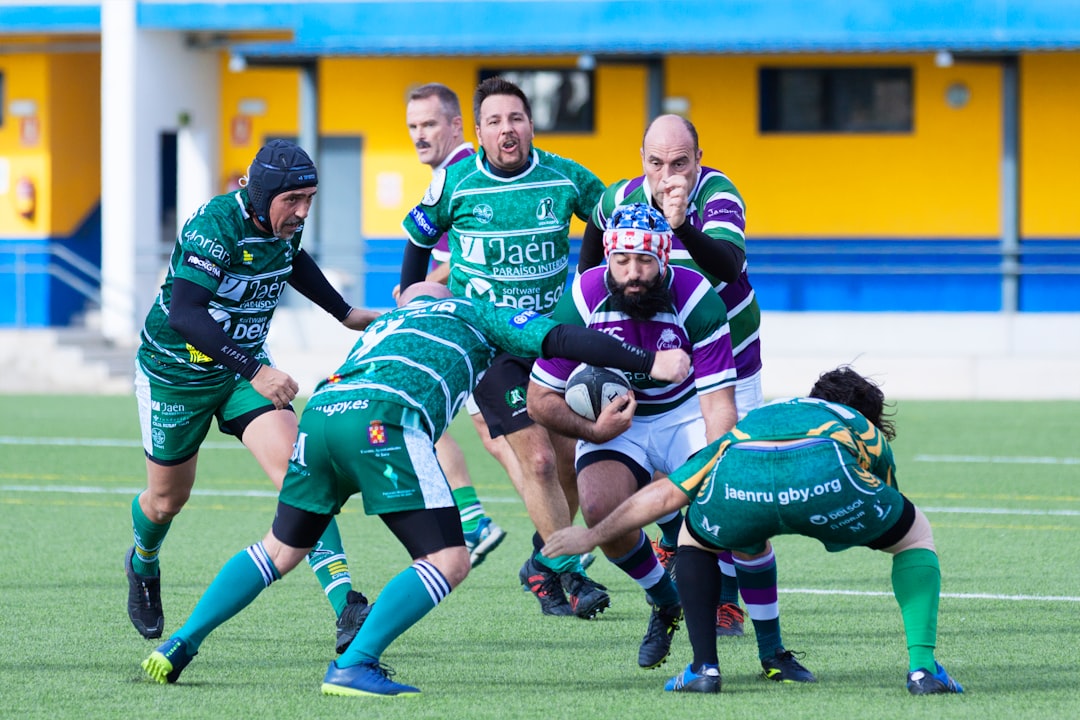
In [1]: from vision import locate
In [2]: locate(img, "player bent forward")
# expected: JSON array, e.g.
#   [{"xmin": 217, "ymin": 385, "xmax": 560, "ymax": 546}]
[
  {"xmin": 141, "ymin": 282, "xmax": 689, "ymax": 696},
  {"xmin": 543, "ymin": 366, "xmax": 964, "ymax": 696}
]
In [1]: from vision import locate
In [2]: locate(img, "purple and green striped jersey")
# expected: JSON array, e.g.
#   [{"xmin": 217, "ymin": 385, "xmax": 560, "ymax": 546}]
[
  {"xmin": 431, "ymin": 142, "xmax": 476, "ymax": 264},
  {"xmin": 137, "ymin": 188, "xmax": 300, "ymax": 385},
  {"xmin": 531, "ymin": 265, "xmax": 736, "ymax": 416},
  {"xmin": 403, "ymin": 147, "xmax": 605, "ymax": 316},
  {"xmin": 306, "ymin": 297, "xmax": 557, "ymax": 440},
  {"xmin": 592, "ymin": 168, "xmax": 762, "ymax": 379}
]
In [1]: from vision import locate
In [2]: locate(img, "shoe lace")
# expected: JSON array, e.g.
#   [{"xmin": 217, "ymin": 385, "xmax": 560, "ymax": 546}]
[
  {"xmin": 651, "ymin": 538, "xmax": 676, "ymax": 564},
  {"xmin": 538, "ymin": 573, "xmax": 563, "ymax": 598},
  {"xmin": 369, "ymin": 661, "xmax": 397, "ymax": 681},
  {"xmin": 716, "ymin": 602, "xmax": 743, "ymax": 628},
  {"xmin": 563, "ymin": 572, "xmax": 607, "ymax": 597},
  {"xmin": 774, "ymin": 649, "xmax": 808, "ymax": 670},
  {"xmin": 644, "ymin": 605, "xmax": 680, "ymax": 640}
]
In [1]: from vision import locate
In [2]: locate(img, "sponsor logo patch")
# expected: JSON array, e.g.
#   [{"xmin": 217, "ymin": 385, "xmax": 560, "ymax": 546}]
[
  {"xmin": 182, "ymin": 251, "xmax": 222, "ymax": 281},
  {"xmin": 409, "ymin": 206, "xmax": 440, "ymax": 239},
  {"xmin": 510, "ymin": 309, "xmax": 540, "ymax": 328}
]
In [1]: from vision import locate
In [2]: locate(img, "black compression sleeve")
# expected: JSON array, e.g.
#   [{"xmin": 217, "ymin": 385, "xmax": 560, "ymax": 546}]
[
  {"xmin": 541, "ymin": 324, "xmax": 654, "ymax": 375},
  {"xmin": 577, "ymin": 218, "xmax": 606, "ymax": 273},
  {"xmin": 287, "ymin": 249, "xmax": 352, "ymax": 321},
  {"xmin": 400, "ymin": 242, "xmax": 433, "ymax": 292},
  {"xmin": 673, "ymin": 222, "xmax": 745, "ymax": 284},
  {"xmin": 168, "ymin": 278, "xmax": 263, "ymax": 380}
]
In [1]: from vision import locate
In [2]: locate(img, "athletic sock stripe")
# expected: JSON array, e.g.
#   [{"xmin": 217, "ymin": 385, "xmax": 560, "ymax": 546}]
[
  {"xmin": 459, "ymin": 507, "xmax": 485, "ymax": 522},
  {"xmin": 745, "ymin": 601, "xmax": 780, "ymax": 621},
  {"xmin": 734, "ymin": 549, "xmax": 775, "ymax": 571},
  {"xmin": 323, "ymin": 576, "xmax": 351, "ymax": 595},
  {"xmin": 246, "ymin": 542, "xmax": 279, "ymax": 586},
  {"xmin": 309, "ymin": 553, "xmax": 348, "ymax": 572},
  {"xmin": 412, "ymin": 560, "xmax": 451, "ymax": 604}
]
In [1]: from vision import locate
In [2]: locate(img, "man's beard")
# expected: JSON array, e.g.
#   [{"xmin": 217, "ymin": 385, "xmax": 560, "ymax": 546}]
[{"xmin": 606, "ymin": 270, "xmax": 672, "ymax": 321}]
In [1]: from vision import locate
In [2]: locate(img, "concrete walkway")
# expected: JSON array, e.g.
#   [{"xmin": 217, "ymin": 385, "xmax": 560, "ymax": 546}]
[{"xmin": 3, "ymin": 311, "xmax": 1079, "ymax": 400}]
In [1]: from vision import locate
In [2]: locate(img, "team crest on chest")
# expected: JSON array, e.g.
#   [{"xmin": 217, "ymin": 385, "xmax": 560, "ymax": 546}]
[
  {"xmin": 657, "ymin": 328, "xmax": 681, "ymax": 350},
  {"xmin": 535, "ymin": 197, "xmax": 557, "ymax": 224},
  {"xmin": 473, "ymin": 204, "xmax": 494, "ymax": 223}
]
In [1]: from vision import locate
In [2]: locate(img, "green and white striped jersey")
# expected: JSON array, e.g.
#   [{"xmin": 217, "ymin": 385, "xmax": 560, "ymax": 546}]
[
  {"xmin": 137, "ymin": 189, "xmax": 301, "ymax": 385},
  {"xmin": 402, "ymin": 147, "xmax": 604, "ymax": 316},
  {"xmin": 306, "ymin": 297, "xmax": 558, "ymax": 440}
]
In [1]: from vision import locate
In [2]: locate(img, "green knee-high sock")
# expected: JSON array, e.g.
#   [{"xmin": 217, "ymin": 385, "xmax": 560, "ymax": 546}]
[
  {"xmin": 655, "ymin": 510, "xmax": 683, "ymax": 548},
  {"xmin": 175, "ymin": 542, "xmax": 281, "ymax": 651},
  {"xmin": 891, "ymin": 548, "xmax": 941, "ymax": 672},
  {"xmin": 337, "ymin": 560, "xmax": 451, "ymax": 668},
  {"xmin": 306, "ymin": 517, "xmax": 353, "ymax": 616},
  {"xmin": 452, "ymin": 486, "xmax": 484, "ymax": 534},
  {"xmin": 131, "ymin": 494, "xmax": 170, "ymax": 576}
]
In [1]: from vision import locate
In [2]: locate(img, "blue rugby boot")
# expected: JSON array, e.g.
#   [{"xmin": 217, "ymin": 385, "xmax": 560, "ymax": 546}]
[
  {"xmin": 907, "ymin": 662, "xmax": 964, "ymax": 695},
  {"xmin": 143, "ymin": 637, "xmax": 196, "ymax": 684},
  {"xmin": 665, "ymin": 663, "xmax": 721, "ymax": 693},
  {"xmin": 321, "ymin": 660, "xmax": 420, "ymax": 697}
]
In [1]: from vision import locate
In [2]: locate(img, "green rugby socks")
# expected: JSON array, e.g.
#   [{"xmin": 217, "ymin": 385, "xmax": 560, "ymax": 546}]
[{"xmin": 891, "ymin": 548, "xmax": 941, "ymax": 672}]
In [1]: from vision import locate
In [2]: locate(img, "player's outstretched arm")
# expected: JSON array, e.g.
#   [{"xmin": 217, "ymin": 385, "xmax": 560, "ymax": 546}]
[{"xmin": 542, "ymin": 479, "xmax": 689, "ymax": 557}]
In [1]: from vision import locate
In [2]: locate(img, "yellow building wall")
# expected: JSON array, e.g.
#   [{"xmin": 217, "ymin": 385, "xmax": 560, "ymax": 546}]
[
  {"xmin": 217, "ymin": 51, "xmax": 1080, "ymax": 243},
  {"xmin": 48, "ymin": 52, "xmax": 100, "ymax": 235},
  {"xmin": 317, "ymin": 55, "xmax": 648, "ymax": 238},
  {"xmin": 0, "ymin": 51, "xmax": 100, "ymax": 239},
  {"xmin": 0, "ymin": 53, "xmax": 49, "ymax": 238},
  {"xmin": 219, "ymin": 57, "xmax": 303, "ymax": 191},
  {"xmin": 667, "ymin": 54, "xmax": 1002, "ymax": 239},
  {"xmin": 1020, "ymin": 53, "xmax": 1080, "ymax": 238}
]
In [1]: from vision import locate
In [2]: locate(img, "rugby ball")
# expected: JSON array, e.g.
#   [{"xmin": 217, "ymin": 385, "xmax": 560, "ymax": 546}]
[{"xmin": 564, "ymin": 364, "xmax": 632, "ymax": 421}]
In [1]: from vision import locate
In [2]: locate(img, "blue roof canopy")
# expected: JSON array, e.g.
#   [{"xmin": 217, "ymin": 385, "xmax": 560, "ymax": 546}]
[{"xmin": 3, "ymin": 1, "xmax": 1080, "ymax": 55}]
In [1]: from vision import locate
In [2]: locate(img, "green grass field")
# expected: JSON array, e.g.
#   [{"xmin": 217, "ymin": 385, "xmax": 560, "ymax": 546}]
[{"xmin": 1, "ymin": 395, "xmax": 1078, "ymax": 720}]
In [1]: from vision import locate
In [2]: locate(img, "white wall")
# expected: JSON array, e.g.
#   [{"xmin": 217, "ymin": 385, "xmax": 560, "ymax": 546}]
[
  {"xmin": 100, "ymin": 3, "xmax": 220, "ymax": 346},
  {"xmin": 266, "ymin": 310, "xmax": 1080, "ymax": 401},
  {"xmin": 5, "ymin": 311, "xmax": 1078, "ymax": 398}
]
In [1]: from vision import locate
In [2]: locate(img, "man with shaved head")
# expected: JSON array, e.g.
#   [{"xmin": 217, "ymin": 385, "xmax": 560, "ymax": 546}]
[{"xmin": 577, "ymin": 116, "xmax": 811, "ymax": 684}]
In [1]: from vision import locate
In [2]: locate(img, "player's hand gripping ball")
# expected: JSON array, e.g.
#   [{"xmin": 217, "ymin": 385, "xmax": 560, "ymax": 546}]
[{"xmin": 564, "ymin": 364, "xmax": 632, "ymax": 421}]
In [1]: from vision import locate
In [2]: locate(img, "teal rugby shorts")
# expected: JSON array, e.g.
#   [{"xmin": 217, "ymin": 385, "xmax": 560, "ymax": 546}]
[
  {"xmin": 279, "ymin": 400, "xmax": 453, "ymax": 516},
  {"xmin": 135, "ymin": 363, "xmax": 277, "ymax": 461},
  {"xmin": 685, "ymin": 437, "xmax": 906, "ymax": 554}
]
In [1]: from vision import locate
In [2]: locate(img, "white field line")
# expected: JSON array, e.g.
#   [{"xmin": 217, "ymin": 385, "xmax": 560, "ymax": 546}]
[
  {"xmin": 0, "ymin": 436, "xmax": 240, "ymax": 449},
  {"xmin": 2, "ymin": 483, "xmax": 1076, "ymax": 603},
  {"xmin": 6, "ymin": 439, "xmax": 1080, "ymax": 464},
  {"xmin": 914, "ymin": 454, "xmax": 1080, "ymax": 465},
  {"xmin": 780, "ymin": 588, "xmax": 1080, "ymax": 602}
]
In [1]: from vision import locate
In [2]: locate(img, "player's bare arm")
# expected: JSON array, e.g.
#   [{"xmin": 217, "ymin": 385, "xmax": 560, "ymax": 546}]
[
  {"xmin": 526, "ymin": 381, "xmax": 636, "ymax": 444},
  {"xmin": 699, "ymin": 385, "xmax": 738, "ymax": 443},
  {"xmin": 542, "ymin": 479, "xmax": 689, "ymax": 557}
]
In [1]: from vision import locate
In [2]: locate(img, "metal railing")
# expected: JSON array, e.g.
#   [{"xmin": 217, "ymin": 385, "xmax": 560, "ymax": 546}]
[{"xmin": 0, "ymin": 243, "xmax": 102, "ymax": 327}]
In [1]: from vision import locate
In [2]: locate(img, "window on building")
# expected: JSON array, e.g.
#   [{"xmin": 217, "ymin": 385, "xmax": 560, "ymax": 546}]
[
  {"xmin": 759, "ymin": 67, "xmax": 913, "ymax": 133},
  {"xmin": 478, "ymin": 68, "xmax": 595, "ymax": 133}
]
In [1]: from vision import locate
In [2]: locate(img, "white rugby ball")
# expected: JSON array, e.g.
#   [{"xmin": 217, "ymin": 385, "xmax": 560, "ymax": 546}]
[{"xmin": 564, "ymin": 364, "xmax": 631, "ymax": 421}]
